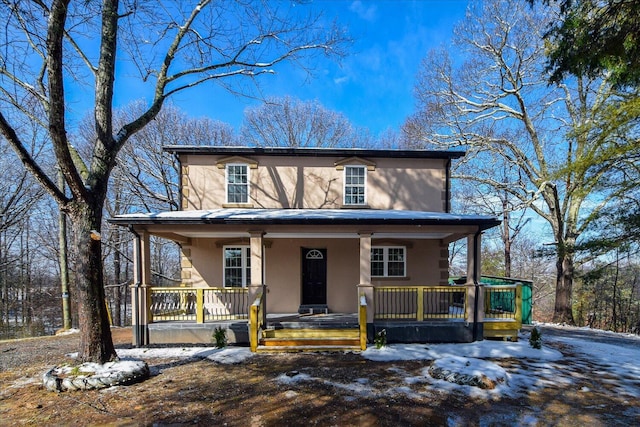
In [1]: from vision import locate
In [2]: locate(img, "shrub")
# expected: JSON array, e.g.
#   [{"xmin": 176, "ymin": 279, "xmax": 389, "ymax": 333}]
[
  {"xmin": 374, "ymin": 329, "xmax": 387, "ymax": 349},
  {"xmin": 213, "ymin": 327, "xmax": 227, "ymax": 349},
  {"xmin": 529, "ymin": 326, "xmax": 542, "ymax": 349}
]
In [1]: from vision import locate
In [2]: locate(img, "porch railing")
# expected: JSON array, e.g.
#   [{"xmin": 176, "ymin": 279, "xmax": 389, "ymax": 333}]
[
  {"xmin": 249, "ymin": 290, "xmax": 266, "ymax": 352},
  {"xmin": 359, "ymin": 293, "xmax": 367, "ymax": 350},
  {"xmin": 150, "ymin": 287, "xmax": 248, "ymax": 323},
  {"xmin": 484, "ymin": 285, "xmax": 522, "ymax": 322},
  {"xmin": 374, "ymin": 286, "xmax": 466, "ymax": 321}
]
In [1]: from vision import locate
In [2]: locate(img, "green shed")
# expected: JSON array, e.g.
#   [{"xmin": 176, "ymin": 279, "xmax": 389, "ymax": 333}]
[{"xmin": 449, "ymin": 275, "xmax": 533, "ymax": 324}]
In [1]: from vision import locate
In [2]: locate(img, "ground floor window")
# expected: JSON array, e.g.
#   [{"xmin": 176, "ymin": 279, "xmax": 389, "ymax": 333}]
[
  {"xmin": 371, "ymin": 246, "xmax": 406, "ymax": 277},
  {"xmin": 224, "ymin": 246, "xmax": 251, "ymax": 287}
]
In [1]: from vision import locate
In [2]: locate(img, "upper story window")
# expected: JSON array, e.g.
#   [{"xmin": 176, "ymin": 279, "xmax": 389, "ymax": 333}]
[
  {"xmin": 226, "ymin": 164, "xmax": 249, "ymax": 204},
  {"xmin": 344, "ymin": 165, "xmax": 367, "ymax": 205},
  {"xmin": 371, "ymin": 246, "xmax": 406, "ymax": 277}
]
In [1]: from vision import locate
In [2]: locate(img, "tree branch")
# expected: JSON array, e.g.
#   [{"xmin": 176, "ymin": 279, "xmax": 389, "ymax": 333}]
[{"xmin": 0, "ymin": 112, "xmax": 67, "ymax": 205}]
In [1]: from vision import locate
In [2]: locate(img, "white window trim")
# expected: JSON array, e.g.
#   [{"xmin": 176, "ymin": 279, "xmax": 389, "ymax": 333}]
[
  {"xmin": 371, "ymin": 246, "xmax": 406, "ymax": 277},
  {"xmin": 343, "ymin": 165, "xmax": 367, "ymax": 206},
  {"xmin": 225, "ymin": 163, "xmax": 250, "ymax": 204},
  {"xmin": 223, "ymin": 246, "xmax": 251, "ymax": 288}
]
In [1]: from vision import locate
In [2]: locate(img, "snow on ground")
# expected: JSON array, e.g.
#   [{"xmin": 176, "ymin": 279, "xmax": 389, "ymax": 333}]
[
  {"xmin": 65, "ymin": 324, "xmax": 639, "ymax": 401},
  {"xmin": 535, "ymin": 323, "xmax": 640, "ymax": 399},
  {"xmin": 273, "ymin": 325, "xmax": 638, "ymax": 401},
  {"xmin": 117, "ymin": 346, "xmax": 254, "ymax": 364},
  {"xmin": 357, "ymin": 338, "xmax": 563, "ymax": 399},
  {"xmin": 53, "ymin": 360, "xmax": 147, "ymax": 377},
  {"xmin": 55, "ymin": 328, "xmax": 80, "ymax": 336},
  {"xmin": 360, "ymin": 339, "xmax": 563, "ymax": 362}
]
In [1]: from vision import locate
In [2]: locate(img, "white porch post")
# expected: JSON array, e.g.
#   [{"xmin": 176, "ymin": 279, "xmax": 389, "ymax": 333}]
[
  {"xmin": 131, "ymin": 228, "xmax": 151, "ymax": 346},
  {"xmin": 465, "ymin": 232, "xmax": 484, "ymax": 340},
  {"xmin": 358, "ymin": 232, "xmax": 374, "ymax": 324},
  {"xmin": 248, "ymin": 231, "xmax": 266, "ymax": 323}
]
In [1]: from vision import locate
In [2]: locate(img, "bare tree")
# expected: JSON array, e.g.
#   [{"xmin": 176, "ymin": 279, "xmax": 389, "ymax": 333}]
[
  {"xmin": 0, "ymin": 0, "xmax": 346, "ymax": 363},
  {"xmin": 404, "ymin": 0, "xmax": 637, "ymax": 324},
  {"xmin": 0, "ymin": 134, "xmax": 46, "ymax": 337},
  {"xmin": 118, "ymin": 102, "xmax": 237, "ymax": 212},
  {"xmin": 241, "ymin": 96, "xmax": 355, "ymax": 147},
  {"xmin": 106, "ymin": 102, "xmax": 238, "ymax": 323}
]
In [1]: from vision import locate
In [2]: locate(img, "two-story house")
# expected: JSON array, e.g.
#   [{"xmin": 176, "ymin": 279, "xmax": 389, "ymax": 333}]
[{"xmin": 111, "ymin": 146, "xmax": 522, "ymax": 351}]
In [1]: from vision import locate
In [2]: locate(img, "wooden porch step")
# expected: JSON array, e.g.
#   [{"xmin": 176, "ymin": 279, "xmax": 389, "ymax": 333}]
[
  {"xmin": 260, "ymin": 337, "xmax": 361, "ymax": 347},
  {"xmin": 256, "ymin": 344, "xmax": 361, "ymax": 353},
  {"xmin": 258, "ymin": 327, "xmax": 362, "ymax": 352},
  {"xmin": 262, "ymin": 328, "xmax": 359, "ymax": 339}
]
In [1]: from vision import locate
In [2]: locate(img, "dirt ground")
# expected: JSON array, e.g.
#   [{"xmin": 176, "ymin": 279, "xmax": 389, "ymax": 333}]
[{"xmin": 1, "ymin": 327, "xmax": 639, "ymax": 426}]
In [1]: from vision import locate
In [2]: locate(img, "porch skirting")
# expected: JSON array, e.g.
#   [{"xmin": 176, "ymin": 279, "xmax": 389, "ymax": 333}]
[
  {"xmin": 147, "ymin": 320, "xmax": 483, "ymax": 346},
  {"xmin": 149, "ymin": 321, "xmax": 249, "ymax": 345},
  {"xmin": 369, "ymin": 320, "xmax": 482, "ymax": 344}
]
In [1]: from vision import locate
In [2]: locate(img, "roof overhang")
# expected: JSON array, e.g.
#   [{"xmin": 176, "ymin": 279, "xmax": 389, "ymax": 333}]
[
  {"xmin": 109, "ymin": 209, "xmax": 500, "ymax": 244},
  {"xmin": 162, "ymin": 145, "xmax": 466, "ymax": 160}
]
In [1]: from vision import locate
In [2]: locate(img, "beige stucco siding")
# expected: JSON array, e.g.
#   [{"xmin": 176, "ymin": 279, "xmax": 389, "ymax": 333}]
[
  {"xmin": 185, "ymin": 238, "xmax": 224, "ymax": 288},
  {"xmin": 370, "ymin": 239, "xmax": 443, "ymax": 287},
  {"xmin": 181, "ymin": 154, "xmax": 447, "ymax": 211},
  {"xmin": 183, "ymin": 236, "xmax": 446, "ymax": 313},
  {"xmin": 250, "ymin": 157, "xmax": 342, "ymax": 208},
  {"xmin": 367, "ymin": 158, "xmax": 445, "ymax": 211},
  {"xmin": 264, "ymin": 239, "xmax": 360, "ymax": 313},
  {"xmin": 182, "ymin": 155, "xmax": 226, "ymax": 210}
]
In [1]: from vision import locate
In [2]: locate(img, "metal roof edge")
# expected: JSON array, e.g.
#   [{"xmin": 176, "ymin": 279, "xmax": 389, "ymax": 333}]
[
  {"xmin": 162, "ymin": 145, "xmax": 466, "ymax": 160},
  {"xmin": 108, "ymin": 209, "xmax": 500, "ymax": 230}
]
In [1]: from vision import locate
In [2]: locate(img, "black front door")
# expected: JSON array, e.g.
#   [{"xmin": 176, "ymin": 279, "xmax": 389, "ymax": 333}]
[{"xmin": 301, "ymin": 248, "xmax": 327, "ymax": 305}]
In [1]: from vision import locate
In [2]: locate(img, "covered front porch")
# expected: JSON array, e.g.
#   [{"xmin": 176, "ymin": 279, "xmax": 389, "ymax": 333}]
[
  {"xmin": 109, "ymin": 209, "xmax": 518, "ymax": 351},
  {"xmin": 133, "ymin": 278, "xmax": 524, "ymax": 351}
]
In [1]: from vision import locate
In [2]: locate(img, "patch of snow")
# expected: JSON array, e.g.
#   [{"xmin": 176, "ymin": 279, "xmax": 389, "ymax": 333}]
[
  {"xmin": 204, "ymin": 347, "xmax": 253, "ymax": 364},
  {"xmin": 361, "ymin": 340, "xmax": 562, "ymax": 362},
  {"xmin": 275, "ymin": 372, "xmax": 312, "ymax": 385},
  {"xmin": 115, "ymin": 346, "xmax": 253, "ymax": 364},
  {"xmin": 43, "ymin": 360, "xmax": 149, "ymax": 391},
  {"xmin": 387, "ymin": 385, "xmax": 422, "ymax": 399},
  {"xmin": 430, "ymin": 355, "xmax": 509, "ymax": 388},
  {"xmin": 55, "ymin": 328, "xmax": 80, "ymax": 336}
]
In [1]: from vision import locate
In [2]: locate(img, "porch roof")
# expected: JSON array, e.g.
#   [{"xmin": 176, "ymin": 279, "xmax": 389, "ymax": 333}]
[{"xmin": 110, "ymin": 208, "xmax": 499, "ymax": 230}]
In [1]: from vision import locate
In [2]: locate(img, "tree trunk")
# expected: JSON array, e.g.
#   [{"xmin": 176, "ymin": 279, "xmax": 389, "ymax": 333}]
[
  {"xmin": 58, "ymin": 168, "xmax": 72, "ymax": 330},
  {"xmin": 502, "ymin": 202, "xmax": 512, "ymax": 277},
  {"xmin": 69, "ymin": 202, "xmax": 117, "ymax": 364},
  {"xmin": 553, "ymin": 249, "xmax": 576, "ymax": 324}
]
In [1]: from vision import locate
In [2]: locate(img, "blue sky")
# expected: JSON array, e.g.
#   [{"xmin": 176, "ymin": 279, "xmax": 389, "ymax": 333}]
[{"xmin": 122, "ymin": 1, "xmax": 470, "ymax": 137}]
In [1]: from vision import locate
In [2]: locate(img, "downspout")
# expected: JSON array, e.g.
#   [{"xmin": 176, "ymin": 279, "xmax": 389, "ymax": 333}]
[
  {"xmin": 472, "ymin": 229, "xmax": 482, "ymax": 341},
  {"xmin": 129, "ymin": 225, "xmax": 143, "ymax": 347}
]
